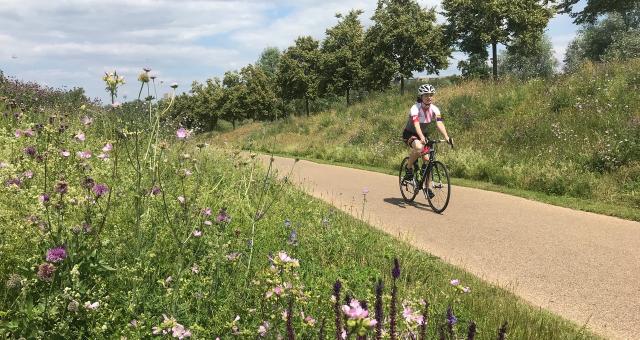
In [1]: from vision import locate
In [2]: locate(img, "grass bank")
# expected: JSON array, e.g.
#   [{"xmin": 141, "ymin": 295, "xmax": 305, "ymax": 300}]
[
  {"xmin": 0, "ymin": 100, "xmax": 601, "ymax": 338},
  {"xmin": 213, "ymin": 60, "xmax": 640, "ymax": 221}
]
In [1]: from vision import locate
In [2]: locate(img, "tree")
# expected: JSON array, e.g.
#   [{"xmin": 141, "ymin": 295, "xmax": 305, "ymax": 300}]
[
  {"xmin": 277, "ymin": 36, "xmax": 321, "ymax": 116},
  {"xmin": 239, "ymin": 64, "xmax": 279, "ymax": 121},
  {"xmin": 563, "ymin": 14, "xmax": 628, "ymax": 72},
  {"xmin": 190, "ymin": 78, "xmax": 224, "ymax": 130},
  {"xmin": 556, "ymin": 0, "xmax": 640, "ymax": 28},
  {"xmin": 221, "ymin": 70, "xmax": 246, "ymax": 129},
  {"xmin": 320, "ymin": 10, "xmax": 365, "ymax": 105},
  {"xmin": 442, "ymin": 0, "xmax": 553, "ymax": 80},
  {"xmin": 363, "ymin": 0, "xmax": 450, "ymax": 95},
  {"xmin": 256, "ymin": 47, "xmax": 281, "ymax": 79},
  {"xmin": 498, "ymin": 34, "xmax": 558, "ymax": 79}
]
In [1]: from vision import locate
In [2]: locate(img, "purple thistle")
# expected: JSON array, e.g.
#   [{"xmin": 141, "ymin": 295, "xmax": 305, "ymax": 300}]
[
  {"xmin": 375, "ymin": 279, "xmax": 384, "ymax": 340},
  {"xmin": 92, "ymin": 183, "xmax": 109, "ymax": 198},
  {"xmin": 216, "ymin": 208, "xmax": 231, "ymax": 224},
  {"xmin": 333, "ymin": 280, "xmax": 342, "ymax": 340},
  {"xmin": 24, "ymin": 146, "xmax": 37, "ymax": 157},
  {"xmin": 5, "ymin": 178, "xmax": 22, "ymax": 187},
  {"xmin": 55, "ymin": 181, "xmax": 68, "ymax": 194},
  {"xmin": 446, "ymin": 306, "xmax": 457, "ymax": 339},
  {"xmin": 390, "ymin": 259, "xmax": 400, "ymax": 340},
  {"xmin": 37, "ymin": 263, "xmax": 56, "ymax": 282},
  {"xmin": 150, "ymin": 185, "xmax": 161, "ymax": 196},
  {"xmin": 82, "ymin": 177, "xmax": 95, "ymax": 189},
  {"xmin": 39, "ymin": 193, "xmax": 50, "ymax": 204},
  {"xmin": 46, "ymin": 246, "xmax": 67, "ymax": 263},
  {"xmin": 467, "ymin": 321, "xmax": 476, "ymax": 340},
  {"xmin": 420, "ymin": 300, "xmax": 429, "ymax": 340},
  {"xmin": 497, "ymin": 321, "xmax": 508, "ymax": 340},
  {"xmin": 286, "ymin": 297, "xmax": 295, "ymax": 340},
  {"xmin": 392, "ymin": 258, "xmax": 400, "ymax": 279}
]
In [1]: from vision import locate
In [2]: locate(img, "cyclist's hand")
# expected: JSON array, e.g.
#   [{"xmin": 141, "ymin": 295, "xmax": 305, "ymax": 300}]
[
  {"xmin": 420, "ymin": 138, "xmax": 427, "ymax": 145},
  {"xmin": 448, "ymin": 137, "xmax": 455, "ymax": 149}
]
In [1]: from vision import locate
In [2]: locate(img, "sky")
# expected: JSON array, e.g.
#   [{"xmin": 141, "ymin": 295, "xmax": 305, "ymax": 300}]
[{"xmin": 0, "ymin": 0, "xmax": 585, "ymax": 103}]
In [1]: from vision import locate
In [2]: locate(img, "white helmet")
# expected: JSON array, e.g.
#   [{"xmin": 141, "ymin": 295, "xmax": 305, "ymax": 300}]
[{"xmin": 418, "ymin": 84, "xmax": 436, "ymax": 95}]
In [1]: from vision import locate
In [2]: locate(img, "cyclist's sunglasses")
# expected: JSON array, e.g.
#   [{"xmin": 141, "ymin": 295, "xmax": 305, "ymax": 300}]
[{"xmin": 422, "ymin": 93, "xmax": 435, "ymax": 97}]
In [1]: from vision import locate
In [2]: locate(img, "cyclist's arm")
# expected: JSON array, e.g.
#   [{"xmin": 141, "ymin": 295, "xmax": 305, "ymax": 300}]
[
  {"xmin": 412, "ymin": 119, "xmax": 426, "ymax": 144},
  {"xmin": 433, "ymin": 108, "xmax": 450, "ymax": 141}
]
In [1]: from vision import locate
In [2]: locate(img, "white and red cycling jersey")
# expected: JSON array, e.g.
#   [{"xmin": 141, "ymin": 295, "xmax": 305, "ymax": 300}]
[{"xmin": 404, "ymin": 102, "xmax": 441, "ymax": 135}]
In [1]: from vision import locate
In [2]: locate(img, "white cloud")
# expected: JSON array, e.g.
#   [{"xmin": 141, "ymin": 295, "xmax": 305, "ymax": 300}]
[{"xmin": 0, "ymin": 0, "xmax": 579, "ymax": 102}]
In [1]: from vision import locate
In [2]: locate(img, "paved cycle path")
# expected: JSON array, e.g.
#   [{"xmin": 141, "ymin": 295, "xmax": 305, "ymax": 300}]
[{"xmin": 259, "ymin": 154, "xmax": 640, "ymax": 340}]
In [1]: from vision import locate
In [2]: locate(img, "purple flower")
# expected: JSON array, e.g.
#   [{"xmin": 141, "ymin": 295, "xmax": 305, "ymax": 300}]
[
  {"xmin": 450, "ymin": 279, "xmax": 460, "ymax": 286},
  {"xmin": 46, "ymin": 246, "xmax": 67, "ymax": 263},
  {"xmin": 176, "ymin": 127, "xmax": 190, "ymax": 139},
  {"xmin": 216, "ymin": 208, "xmax": 231, "ymax": 224},
  {"xmin": 14, "ymin": 129, "xmax": 22, "ymax": 138},
  {"xmin": 102, "ymin": 143, "xmax": 113, "ymax": 152},
  {"xmin": 55, "ymin": 181, "xmax": 68, "ymax": 194},
  {"xmin": 446, "ymin": 306, "xmax": 457, "ymax": 325},
  {"xmin": 37, "ymin": 263, "xmax": 56, "ymax": 282},
  {"xmin": 92, "ymin": 183, "xmax": 109, "ymax": 197},
  {"xmin": 5, "ymin": 178, "xmax": 22, "ymax": 187},
  {"xmin": 150, "ymin": 186, "xmax": 161, "ymax": 196},
  {"xmin": 24, "ymin": 146, "xmax": 37, "ymax": 157},
  {"xmin": 202, "ymin": 207, "xmax": 212, "ymax": 216},
  {"xmin": 82, "ymin": 177, "xmax": 95, "ymax": 189},
  {"xmin": 39, "ymin": 193, "xmax": 50, "ymax": 204}
]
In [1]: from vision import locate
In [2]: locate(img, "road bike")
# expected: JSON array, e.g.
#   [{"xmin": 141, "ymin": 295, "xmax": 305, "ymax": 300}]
[{"xmin": 398, "ymin": 139, "xmax": 451, "ymax": 213}]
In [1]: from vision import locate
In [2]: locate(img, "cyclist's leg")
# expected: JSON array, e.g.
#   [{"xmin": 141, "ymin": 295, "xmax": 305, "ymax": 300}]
[{"xmin": 407, "ymin": 139, "xmax": 423, "ymax": 169}]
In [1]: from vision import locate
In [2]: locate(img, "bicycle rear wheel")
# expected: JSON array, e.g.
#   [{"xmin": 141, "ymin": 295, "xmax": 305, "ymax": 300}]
[
  {"xmin": 425, "ymin": 161, "xmax": 451, "ymax": 213},
  {"xmin": 399, "ymin": 157, "xmax": 419, "ymax": 202}
]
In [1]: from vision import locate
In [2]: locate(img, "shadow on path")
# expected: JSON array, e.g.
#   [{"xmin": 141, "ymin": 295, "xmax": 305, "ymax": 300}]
[{"xmin": 383, "ymin": 197, "xmax": 432, "ymax": 212}]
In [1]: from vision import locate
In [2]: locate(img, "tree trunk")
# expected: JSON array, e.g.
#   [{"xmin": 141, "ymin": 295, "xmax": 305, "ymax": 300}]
[
  {"xmin": 305, "ymin": 96, "xmax": 309, "ymax": 117},
  {"xmin": 400, "ymin": 77, "xmax": 405, "ymax": 95},
  {"xmin": 232, "ymin": 119, "xmax": 236, "ymax": 130},
  {"xmin": 492, "ymin": 41, "xmax": 498, "ymax": 80},
  {"xmin": 346, "ymin": 88, "xmax": 350, "ymax": 106}
]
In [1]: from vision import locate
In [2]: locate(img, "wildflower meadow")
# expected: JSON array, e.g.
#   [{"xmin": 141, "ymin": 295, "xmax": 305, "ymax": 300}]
[{"xmin": 0, "ymin": 70, "xmax": 600, "ymax": 339}]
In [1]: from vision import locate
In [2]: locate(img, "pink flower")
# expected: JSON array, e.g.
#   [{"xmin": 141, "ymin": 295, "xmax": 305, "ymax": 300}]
[
  {"xmin": 462, "ymin": 286, "xmax": 471, "ymax": 293},
  {"xmin": 191, "ymin": 264, "xmax": 199, "ymax": 274},
  {"xmin": 77, "ymin": 150, "xmax": 92, "ymax": 159},
  {"xmin": 177, "ymin": 196, "xmax": 185, "ymax": 204},
  {"xmin": 362, "ymin": 187, "xmax": 369, "ymax": 195},
  {"xmin": 81, "ymin": 116, "xmax": 93, "ymax": 126},
  {"xmin": 102, "ymin": 143, "xmax": 113, "ymax": 152},
  {"xmin": 192, "ymin": 230, "xmax": 202, "ymax": 237},
  {"xmin": 22, "ymin": 170, "xmax": 34, "ymax": 179},
  {"xmin": 14, "ymin": 129, "xmax": 22, "ymax": 138},
  {"xmin": 111, "ymin": 102, "xmax": 122, "ymax": 108},
  {"xmin": 74, "ymin": 131, "xmax": 86, "ymax": 142},
  {"xmin": 60, "ymin": 149, "xmax": 71, "ymax": 157},
  {"xmin": 273, "ymin": 286, "xmax": 283, "ymax": 296},
  {"xmin": 84, "ymin": 301, "xmax": 100, "ymax": 310},
  {"xmin": 23, "ymin": 128, "xmax": 35, "ymax": 137},
  {"xmin": 258, "ymin": 321, "xmax": 269, "ymax": 337},
  {"xmin": 97, "ymin": 153, "xmax": 109, "ymax": 160},
  {"xmin": 176, "ymin": 127, "xmax": 190, "ymax": 140},
  {"xmin": 203, "ymin": 220, "xmax": 212, "ymax": 226},
  {"xmin": 202, "ymin": 207, "xmax": 212, "ymax": 216},
  {"xmin": 450, "ymin": 279, "xmax": 460, "ymax": 286}
]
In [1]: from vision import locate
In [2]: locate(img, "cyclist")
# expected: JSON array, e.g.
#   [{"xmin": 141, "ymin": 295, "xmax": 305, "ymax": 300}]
[{"xmin": 402, "ymin": 84, "xmax": 453, "ymax": 196}]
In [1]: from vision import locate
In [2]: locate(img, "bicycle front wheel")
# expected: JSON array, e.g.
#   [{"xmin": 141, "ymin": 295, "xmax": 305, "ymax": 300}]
[
  {"xmin": 425, "ymin": 161, "xmax": 451, "ymax": 213},
  {"xmin": 399, "ymin": 157, "xmax": 419, "ymax": 202}
]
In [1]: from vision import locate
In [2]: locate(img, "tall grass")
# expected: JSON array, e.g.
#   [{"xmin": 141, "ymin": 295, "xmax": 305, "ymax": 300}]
[
  {"xmin": 214, "ymin": 60, "xmax": 640, "ymax": 214},
  {"xmin": 0, "ymin": 73, "xmax": 603, "ymax": 338}
]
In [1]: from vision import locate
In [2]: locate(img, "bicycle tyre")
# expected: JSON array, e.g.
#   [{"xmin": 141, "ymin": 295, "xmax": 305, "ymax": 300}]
[
  {"xmin": 399, "ymin": 157, "xmax": 419, "ymax": 202},
  {"xmin": 425, "ymin": 161, "xmax": 451, "ymax": 213}
]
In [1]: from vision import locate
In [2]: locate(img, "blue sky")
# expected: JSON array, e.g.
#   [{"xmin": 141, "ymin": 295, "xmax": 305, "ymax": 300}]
[{"xmin": 0, "ymin": 0, "xmax": 585, "ymax": 103}]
